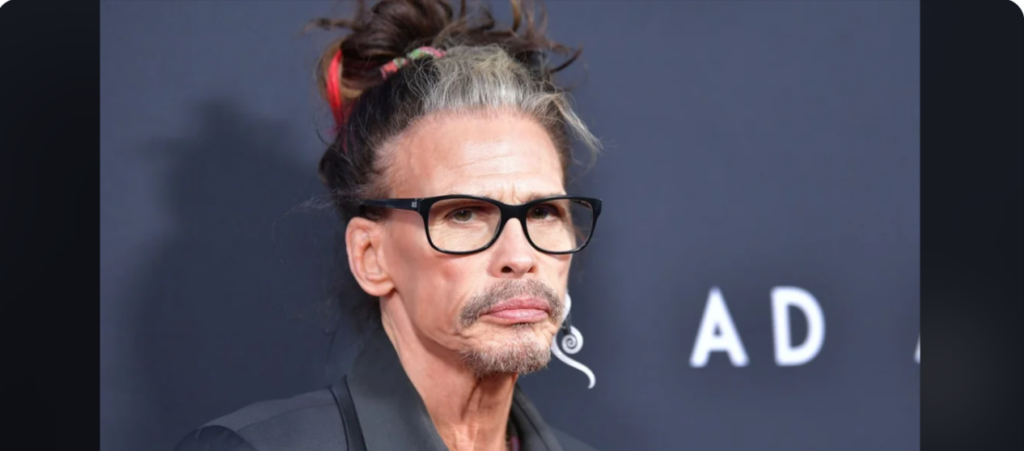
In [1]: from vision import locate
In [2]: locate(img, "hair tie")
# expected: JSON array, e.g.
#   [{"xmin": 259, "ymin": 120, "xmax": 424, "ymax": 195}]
[{"xmin": 380, "ymin": 46, "xmax": 447, "ymax": 80}]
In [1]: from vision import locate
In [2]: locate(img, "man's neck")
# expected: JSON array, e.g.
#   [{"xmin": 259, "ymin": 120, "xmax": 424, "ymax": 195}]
[{"xmin": 382, "ymin": 315, "xmax": 516, "ymax": 451}]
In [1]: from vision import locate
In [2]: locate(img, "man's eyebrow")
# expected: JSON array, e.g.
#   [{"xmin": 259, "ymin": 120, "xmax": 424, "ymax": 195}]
[
  {"xmin": 525, "ymin": 192, "xmax": 568, "ymax": 201},
  {"xmin": 509, "ymin": 192, "xmax": 568, "ymax": 203},
  {"xmin": 456, "ymin": 191, "xmax": 567, "ymax": 202}
]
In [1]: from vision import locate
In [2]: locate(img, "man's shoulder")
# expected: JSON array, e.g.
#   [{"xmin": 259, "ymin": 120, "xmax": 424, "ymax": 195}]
[
  {"xmin": 550, "ymin": 426, "xmax": 601, "ymax": 451},
  {"xmin": 173, "ymin": 388, "xmax": 346, "ymax": 451},
  {"xmin": 200, "ymin": 388, "xmax": 339, "ymax": 432}
]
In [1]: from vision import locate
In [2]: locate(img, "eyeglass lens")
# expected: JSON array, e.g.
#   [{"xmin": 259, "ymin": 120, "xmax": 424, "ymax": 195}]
[{"xmin": 426, "ymin": 198, "xmax": 595, "ymax": 253}]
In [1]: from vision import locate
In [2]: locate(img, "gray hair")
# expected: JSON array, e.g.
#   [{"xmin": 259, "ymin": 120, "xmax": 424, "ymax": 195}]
[
  {"xmin": 323, "ymin": 44, "xmax": 600, "ymax": 221},
  {"xmin": 414, "ymin": 44, "xmax": 600, "ymax": 155}
]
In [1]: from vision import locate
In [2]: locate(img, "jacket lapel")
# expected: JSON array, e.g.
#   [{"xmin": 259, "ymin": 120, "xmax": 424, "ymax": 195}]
[
  {"xmin": 345, "ymin": 326, "xmax": 565, "ymax": 451},
  {"xmin": 346, "ymin": 327, "xmax": 449, "ymax": 450},
  {"xmin": 510, "ymin": 386, "xmax": 565, "ymax": 451}
]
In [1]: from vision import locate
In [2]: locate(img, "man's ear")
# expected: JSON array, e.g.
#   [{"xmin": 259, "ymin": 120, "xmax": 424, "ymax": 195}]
[{"xmin": 346, "ymin": 217, "xmax": 394, "ymax": 297}]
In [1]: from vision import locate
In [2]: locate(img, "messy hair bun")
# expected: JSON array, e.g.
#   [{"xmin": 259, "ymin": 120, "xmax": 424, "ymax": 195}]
[{"xmin": 308, "ymin": 0, "xmax": 582, "ymax": 123}]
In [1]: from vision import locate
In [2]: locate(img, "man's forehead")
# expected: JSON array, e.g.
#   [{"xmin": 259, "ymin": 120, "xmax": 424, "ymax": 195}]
[
  {"xmin": 391, "ymin": 165, "xmax": 565, "ymax": 200},
  {"xmin": 388, "ymin": 112, "xmax": 565, "ymax": 199}
]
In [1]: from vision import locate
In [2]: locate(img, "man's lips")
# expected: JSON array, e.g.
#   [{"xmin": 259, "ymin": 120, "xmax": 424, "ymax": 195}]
[{"xmin": 481, "ymin": 297, "xmax": 551, "ymax": 323}]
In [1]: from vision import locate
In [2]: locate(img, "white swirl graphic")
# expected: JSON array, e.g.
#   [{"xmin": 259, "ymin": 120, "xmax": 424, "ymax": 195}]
[
  {"xmin": 561, "ymin": 327, "xmax": 583, "ymax": 354},
  {"xmin": 550, "ymin": 292, "xmax": 596, "ymax": 389}
]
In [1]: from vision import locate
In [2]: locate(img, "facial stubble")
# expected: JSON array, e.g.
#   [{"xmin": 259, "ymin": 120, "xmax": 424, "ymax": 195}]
[{"xmin": 456, "ymin": 279, "xmax": 565, "ymax": 378}]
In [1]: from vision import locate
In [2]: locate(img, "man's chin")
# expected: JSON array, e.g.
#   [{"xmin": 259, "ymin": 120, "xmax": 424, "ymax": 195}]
[
  {"xmin": 457, "ymin": 328, "xmax": 554, "ymax": 377},
  {"xmin": 482, "ymin": 321, "xmax": 558, "ymax": 345}
]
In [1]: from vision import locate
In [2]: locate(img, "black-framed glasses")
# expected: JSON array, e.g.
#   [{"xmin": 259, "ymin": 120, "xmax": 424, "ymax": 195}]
[{"xmin": 360, "ymin": 195, "xmax": 602, "ymax": 255}]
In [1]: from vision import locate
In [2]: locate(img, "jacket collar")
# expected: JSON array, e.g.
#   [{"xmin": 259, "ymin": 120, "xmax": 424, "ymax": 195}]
[{"xmin": 346, "ymin": 326, "xmax": 565, "ymax": 451}]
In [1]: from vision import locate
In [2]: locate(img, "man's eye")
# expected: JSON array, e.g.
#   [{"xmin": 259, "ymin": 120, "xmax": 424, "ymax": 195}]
[
  {"xmin": 452, "ymin": 210, "xmax": 475, "ymax": 222},
  {"xmin": 530, "ymin": 206, "xmax": 556, "ymax": 219}
]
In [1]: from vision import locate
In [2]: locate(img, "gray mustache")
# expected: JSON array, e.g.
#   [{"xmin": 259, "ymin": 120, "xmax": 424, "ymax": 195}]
[{"xmin": 459, "ymin": 279, "xmax": 564, "ymax": 328}]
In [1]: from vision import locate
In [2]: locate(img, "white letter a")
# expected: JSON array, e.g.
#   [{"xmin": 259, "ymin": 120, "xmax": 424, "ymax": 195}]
[{"xmin": 690, "ymin": 287, "xmax": 749, "ymax": 367}]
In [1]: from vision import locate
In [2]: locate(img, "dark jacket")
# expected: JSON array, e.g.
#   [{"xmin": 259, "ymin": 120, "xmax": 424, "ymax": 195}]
[{"xmin": 174, "ymin": 327, "xmax": 599, "ymax": 451}]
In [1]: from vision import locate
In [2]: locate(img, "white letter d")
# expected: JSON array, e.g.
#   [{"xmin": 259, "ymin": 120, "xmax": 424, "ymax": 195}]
[{"xmin": 772, "ymin": 286, "xmax": 825, "ymax": 366}]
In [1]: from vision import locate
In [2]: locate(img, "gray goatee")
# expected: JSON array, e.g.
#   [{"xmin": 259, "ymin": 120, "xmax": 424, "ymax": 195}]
[{"xmin": 456, "ymin": 279, "xmax": 564, "ymax": 378}]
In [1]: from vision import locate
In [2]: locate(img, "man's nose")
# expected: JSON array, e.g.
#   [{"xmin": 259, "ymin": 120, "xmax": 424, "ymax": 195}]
[{"xmin": 489, "ymin": 219, "xmax": 538, "ymax": 277}]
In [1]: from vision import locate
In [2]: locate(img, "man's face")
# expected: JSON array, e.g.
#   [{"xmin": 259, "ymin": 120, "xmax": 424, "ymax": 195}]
[{"xmin": 381, "ymin": 109, "xmax": 570, "ymax": 376}]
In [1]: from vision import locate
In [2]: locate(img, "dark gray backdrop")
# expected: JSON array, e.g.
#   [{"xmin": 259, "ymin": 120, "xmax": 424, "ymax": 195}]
[{"xmin": 100, "ymin": 1, "xmax": 920, "ymax": 450}]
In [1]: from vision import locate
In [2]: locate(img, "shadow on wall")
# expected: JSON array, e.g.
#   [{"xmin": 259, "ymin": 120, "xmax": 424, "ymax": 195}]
[{"xmin": 123, "ymin": 99, "xmax": 356, "ymax": 451}]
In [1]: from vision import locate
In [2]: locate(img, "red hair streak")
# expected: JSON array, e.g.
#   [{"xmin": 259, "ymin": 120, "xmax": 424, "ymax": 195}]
[
  {"xmin": 325, "ymin": 49, "xmax": 351, "ymax": 154},
  {"xmin": 326, "ymin": 50, "xmax": 344, "ymax": 128}
]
